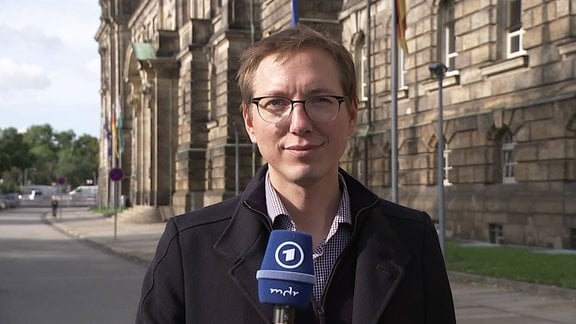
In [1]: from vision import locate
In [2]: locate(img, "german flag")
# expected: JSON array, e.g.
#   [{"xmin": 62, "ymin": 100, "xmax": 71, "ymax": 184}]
[{"xmin": 396, "ymin": 0, "xmax": 408, "ymax": 54}]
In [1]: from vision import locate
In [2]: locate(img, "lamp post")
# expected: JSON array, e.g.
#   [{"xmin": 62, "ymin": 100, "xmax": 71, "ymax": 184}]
[{"xmin": 429, "ymin": 62, "xmax": 448, "ymax": 256}]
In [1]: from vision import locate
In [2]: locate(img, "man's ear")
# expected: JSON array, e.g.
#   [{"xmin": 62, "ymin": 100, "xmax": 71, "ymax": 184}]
[{"xmin": 242, "ymin": 104, "xmax": 257, "ymax": 144}]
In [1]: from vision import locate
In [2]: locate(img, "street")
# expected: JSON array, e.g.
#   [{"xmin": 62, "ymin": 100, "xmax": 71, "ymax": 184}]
[
  {"xmin": 2, "ymin": 206, "xmax": 575, "ymax": 323},
  {"xmin": 0, "ymin": 208, "xmax": 146, "ymax": 324}
]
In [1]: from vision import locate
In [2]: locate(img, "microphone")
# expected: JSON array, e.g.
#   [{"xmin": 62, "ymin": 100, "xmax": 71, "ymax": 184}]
[{"xmin": 256, "ymin": 230, "xmax": 315, "ymax": 324}]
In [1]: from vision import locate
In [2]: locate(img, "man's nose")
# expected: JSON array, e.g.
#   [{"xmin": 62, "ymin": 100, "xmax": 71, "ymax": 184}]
[{"xmin": 289, "ymin": 103, "xmax": 313, "ymax": 132}]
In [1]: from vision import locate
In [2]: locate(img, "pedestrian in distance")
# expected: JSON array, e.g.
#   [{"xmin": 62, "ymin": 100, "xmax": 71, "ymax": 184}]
[
  {"xmin": 51, "ymin": 196, "xmax": 59, "ymax": 217},
  {"xmin": 136, "ymin": 25, "xmax": 456, "ymax": 323}
]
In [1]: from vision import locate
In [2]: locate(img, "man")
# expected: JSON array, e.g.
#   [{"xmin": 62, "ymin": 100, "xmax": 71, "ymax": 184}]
[
  {"xmin": 136, "ymin": 25, "xmax": 455, "ymax": 323},
  {"xmin": 51, "ymin": 196, "xmax": 59, "ymax": 217}
]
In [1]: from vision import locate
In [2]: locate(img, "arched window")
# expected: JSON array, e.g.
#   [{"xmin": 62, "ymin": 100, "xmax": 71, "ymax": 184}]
[
  {"xmin": 499, "ymin": 130, "xmax": 516, "ymax": 183},
  {"xmin": 353, "ymin": 32, "xmax": 368, "ymax": 102}
]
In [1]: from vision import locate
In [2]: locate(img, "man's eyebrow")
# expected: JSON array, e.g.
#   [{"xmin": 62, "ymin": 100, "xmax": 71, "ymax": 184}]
[
  {"xmin": 304, "ymin": 88, "xmax": 339, "ymax": 96},
  {"xmin": 253, "ymin": 88, "xmax": 340, "ymax": 99}
]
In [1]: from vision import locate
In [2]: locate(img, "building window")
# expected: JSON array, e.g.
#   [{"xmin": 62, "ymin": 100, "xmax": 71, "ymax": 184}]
[
  {"xmin": 571, "ymin": 228, "xmax": 576, "ymax": 250},
  {"xmin": 489, "ymin": 223, "xmax": 504, "ymax": 244},
  {"xmin": 353, "ymin": 32, "xmax": 369, "ymax": 102},
  {"xmin": 440, "ymin": 0, "xmax": 457, "ymax": 71},
  {"xmin": 506, "ymin": 0, "xmax": 525, "ymax": 58},
  {"xmin": 500, "ymin": 131, "xmax": 516, "ymax": 184},
  {"xmin": 398, "ymin": 47, "xmax": 407, "ymax": 89},
  {"xmin": 361, "ymin": 43, "xmax": 369, "ymax": 100},
  {"xmin": 443, "ymin": 144, "xmax": 452, "ymax": 186}
]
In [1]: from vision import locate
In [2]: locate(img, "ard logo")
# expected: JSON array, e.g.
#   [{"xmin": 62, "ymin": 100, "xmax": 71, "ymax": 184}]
[{"xmin": 274, "ymin": 241, "xmax": 304, "ymax": 269}]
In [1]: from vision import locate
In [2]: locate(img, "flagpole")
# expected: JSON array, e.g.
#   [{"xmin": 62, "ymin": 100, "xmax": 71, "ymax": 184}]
[
  {"xmin": 390, "ymin": 0, "xmax": 399, "ymax": 203},
  {"xmin": 291, "ymin": 0, "xmax": 299, "ymax": 27}
]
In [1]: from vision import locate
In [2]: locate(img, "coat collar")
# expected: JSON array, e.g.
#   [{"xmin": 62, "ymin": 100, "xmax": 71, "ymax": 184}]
[
  {"xmin": 213, "ymin": 165, "xmax": 272, "ymax": 322},
  {"xmin": 214, "ymin": 165, "xmax": 411, "ymax": 323}
]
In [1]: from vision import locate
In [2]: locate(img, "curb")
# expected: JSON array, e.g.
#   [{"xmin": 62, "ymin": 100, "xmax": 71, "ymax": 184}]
[
  {"xmin": 448, "ymin": 270, "xmax": 576, "ymax": 301},
  {"xmin": 42, "ymin": 211, "xmax": 576, "ymax": 303},
  {"xmin": 43, "ymin": 213, "xmax": 151, "ymax": 267}
]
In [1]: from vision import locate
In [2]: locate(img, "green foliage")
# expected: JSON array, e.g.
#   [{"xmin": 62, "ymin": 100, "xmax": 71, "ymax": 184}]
[
  {"xmin": 446, "ymin": 241, "xmax": 576, "ymax": 289},
  {"xmin": 54, "ymin": 135, "xmax": 99, "ymax": 187},
  {"xmin": 0, "ymin": 125, "xmax": 99, "ymax": 192},
  {"xmin": 0, "ymin": 128, "xmax": 34, "ymax": 173}
]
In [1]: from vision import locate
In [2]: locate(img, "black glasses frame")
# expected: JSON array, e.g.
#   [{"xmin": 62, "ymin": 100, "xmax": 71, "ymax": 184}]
[{"xmin": 250, "ymin": 95, "xmax": 346, "ymax": 123}]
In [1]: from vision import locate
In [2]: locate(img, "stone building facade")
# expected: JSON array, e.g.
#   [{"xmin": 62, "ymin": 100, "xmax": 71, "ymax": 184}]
[{"xmin": 96, "ymin": 0, "xmax": 576, "ymax": 249}]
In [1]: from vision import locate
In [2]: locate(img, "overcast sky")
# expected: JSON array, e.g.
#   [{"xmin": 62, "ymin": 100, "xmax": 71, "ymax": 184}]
[{"xmin": 0, "ymin": 0, "xmax": 101, "ymax": 138}]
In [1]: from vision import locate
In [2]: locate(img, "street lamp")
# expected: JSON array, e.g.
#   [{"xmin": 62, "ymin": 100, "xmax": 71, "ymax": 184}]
[{"xmin": 429, "ymin": 62, "xmax": 448, "ymax": 257}]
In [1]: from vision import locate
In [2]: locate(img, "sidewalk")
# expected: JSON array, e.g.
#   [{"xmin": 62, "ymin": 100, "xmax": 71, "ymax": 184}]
[{"xmin": 46, "ymin": 207, "xmax": 576, "ymax": 323}]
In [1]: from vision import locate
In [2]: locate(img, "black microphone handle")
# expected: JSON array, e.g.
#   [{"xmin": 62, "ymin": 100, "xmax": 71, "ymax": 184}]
[{"xmin": 273, "ymin": 305, "xmax": 295, "ymax": 324}]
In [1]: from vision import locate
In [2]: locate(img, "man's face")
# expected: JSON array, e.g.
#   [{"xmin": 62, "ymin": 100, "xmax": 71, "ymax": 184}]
[{"xmin": 243, "ymin": 48, "xmax": 357, "ymax": 187}]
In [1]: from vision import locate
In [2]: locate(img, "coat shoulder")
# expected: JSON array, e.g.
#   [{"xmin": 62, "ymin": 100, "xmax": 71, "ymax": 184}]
[
  {"xmin": 171, "ymin": 196, "xmax": 241, "ymax": 232},
  {"xmin": 377, "ymin": 199, "xmax": 434, "ymax": 226}
]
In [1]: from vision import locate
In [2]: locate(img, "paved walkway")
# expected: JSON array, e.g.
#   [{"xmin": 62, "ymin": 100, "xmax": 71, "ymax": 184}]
[{"xmin": 45, "ymin": 207, "xmax": 576, "ymax": 323}]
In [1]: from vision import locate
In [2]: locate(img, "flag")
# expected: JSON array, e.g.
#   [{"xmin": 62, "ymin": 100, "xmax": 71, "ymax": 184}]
[
  {"xmin": 111, "ymin": 97, "xmax": 124, "ymax": 157},
  {"xmin": 291, "ymin": 0, "xmax": 299, "ymax": 27},
  {"xmin": 117, "ymin": 109, "xmax": 124, "ymax": 154},
  {"xmin": 104, "ymin": 112, "xmax": 112, "ymax": 158},
  {"xmin": 111, "ymin": 107, "xmax": 118, "ymax": 158},
  {"xmin": 396, "ymin": 0, "xmax": 408, "ymax": 54}
]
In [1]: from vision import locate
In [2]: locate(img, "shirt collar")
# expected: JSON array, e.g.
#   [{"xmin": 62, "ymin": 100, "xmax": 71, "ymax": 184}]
[{"xmin": 265, "ymin": 170, "xmax": 352, "ymax": 228}]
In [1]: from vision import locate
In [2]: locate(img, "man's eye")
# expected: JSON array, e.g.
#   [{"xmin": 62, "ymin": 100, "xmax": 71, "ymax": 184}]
[
  {"xmin": 264, "ymin": 98, "xmax": 289, "ymax": 109},
  {"xmin": 307, "ymin": 96, "xmax": 334, "ymax": 107},
  {"xmin": 309, "ymin": 97, "xmax": 330, "ymax": 104}
]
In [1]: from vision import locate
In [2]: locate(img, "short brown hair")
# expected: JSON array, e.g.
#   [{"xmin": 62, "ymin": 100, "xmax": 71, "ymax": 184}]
[{"xmin": 237, "ymin": 25, "xmax": 357, "ymax": 110}]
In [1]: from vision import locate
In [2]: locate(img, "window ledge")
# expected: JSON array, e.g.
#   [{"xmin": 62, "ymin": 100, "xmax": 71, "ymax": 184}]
[
  {"xmin": 503, "ymin": 178, "xmax": 517, "ymax": 184},
  {"xmin": 481, "ymin": 55, "xmax": 528, "ymax": 78},
  {"xmin": 206, "ymin": 120, "xmax": 218, "ymax": 130},
  {"xmin": 424, "ymin": 71, "xmax": 460, "ymax": 92},
  {"xmin": 384, "ymin": 88, "xmax": 409, "ymax": 102},
  {"xmin": 558, "ymin": 41, "xmax": 576, "ymax": 58}
]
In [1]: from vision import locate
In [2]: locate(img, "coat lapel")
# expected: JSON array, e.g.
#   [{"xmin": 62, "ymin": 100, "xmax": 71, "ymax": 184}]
[
  {"xmin": 213, "ymin": 186, "xmax": 274, "ymax": 323},
  {"xmin": 352, "ymin": 208, "xmax": 412, "ymax": 324}
]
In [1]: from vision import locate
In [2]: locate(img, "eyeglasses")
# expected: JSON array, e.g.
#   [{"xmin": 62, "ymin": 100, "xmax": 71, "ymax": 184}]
[{"xmin": 250, "ymin": 95, "xmax": 346, "ymax": 124}]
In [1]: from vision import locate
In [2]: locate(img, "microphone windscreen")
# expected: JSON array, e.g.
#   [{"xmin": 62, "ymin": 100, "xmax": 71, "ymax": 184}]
[{"xmin": 256, "ymin": 230, "xmax": 315, "ymax": 308}]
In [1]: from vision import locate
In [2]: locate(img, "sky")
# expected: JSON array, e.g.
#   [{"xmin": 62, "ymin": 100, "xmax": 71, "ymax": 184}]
[{"xmin": 0, "ymin": 0, "xmax": 101, "ymax": 138}]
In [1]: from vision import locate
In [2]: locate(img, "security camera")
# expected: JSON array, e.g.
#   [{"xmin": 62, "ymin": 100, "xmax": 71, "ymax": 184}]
[{"xmin": 428, "ymin": 63, "xmax": 448, "ymax": 77}]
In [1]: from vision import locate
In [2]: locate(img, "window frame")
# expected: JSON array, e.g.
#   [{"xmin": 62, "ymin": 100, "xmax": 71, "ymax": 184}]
[
  {"xmin": 506, "ymin": 0, "xmax": 526, "ymax": 58},
  {"xmin": 361, "ymin": 43, "xmax": 369, "ymax": 101},
  {"xmin": 398, "ymin": 46, "xmax": 407, "ymax": 89},
  {"xmin": 440, "ymin": 0, "xmax": 457, "ymax": 71},
  {"xmin": 501, "ymin": 131, "xmax": 517, "ymax": 184},
  {"xmin": 443, "ymin": 145, "xmax": 453, "ymax": 186},
  {"xmin": 353, "ymin": 32, "xmax": 369, "ymax": 102}
]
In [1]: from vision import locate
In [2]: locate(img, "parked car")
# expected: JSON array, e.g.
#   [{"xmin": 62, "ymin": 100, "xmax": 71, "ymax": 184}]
[
  {"xmin": 4, "ymin": 193, "xmax": 21, "ymax": 207},
  {"xmin": 0, "ymin": 193, "xmax": 20, "ymax": 208},
  {"xmin": 69, "ymin": 185, "xmax": 98, "ymax": 197}
]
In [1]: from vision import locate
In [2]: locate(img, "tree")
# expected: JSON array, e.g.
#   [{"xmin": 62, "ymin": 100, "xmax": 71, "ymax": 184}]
[
  {"xmin": 22, "ymin": 124, "xmax": 59, "ymax": 185},
  {"xmin": 0, "ymin": 125, "xmax": 99, "ymax": 192},
  {"xmin": 54, "ymin": 134, "xmax": 99, "ymax": 188},
  {"xmin": 0, "ymin": 128, "xmax": 35, "ymax": 193},
  {"xmin": 0, "ymin": 127, "xmax": 34, "ymax": 173}
]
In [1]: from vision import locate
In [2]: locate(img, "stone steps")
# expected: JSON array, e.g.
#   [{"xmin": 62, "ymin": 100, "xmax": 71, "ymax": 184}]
[{"xmin": 116, "ymin": 206, "xmax": 163, "ymax": 224}]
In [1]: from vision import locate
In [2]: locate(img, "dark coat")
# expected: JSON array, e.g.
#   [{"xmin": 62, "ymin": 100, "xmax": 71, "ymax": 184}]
[{"xmin": 136, "ymin": 165, "xmax": 456, "ymax": 324}]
